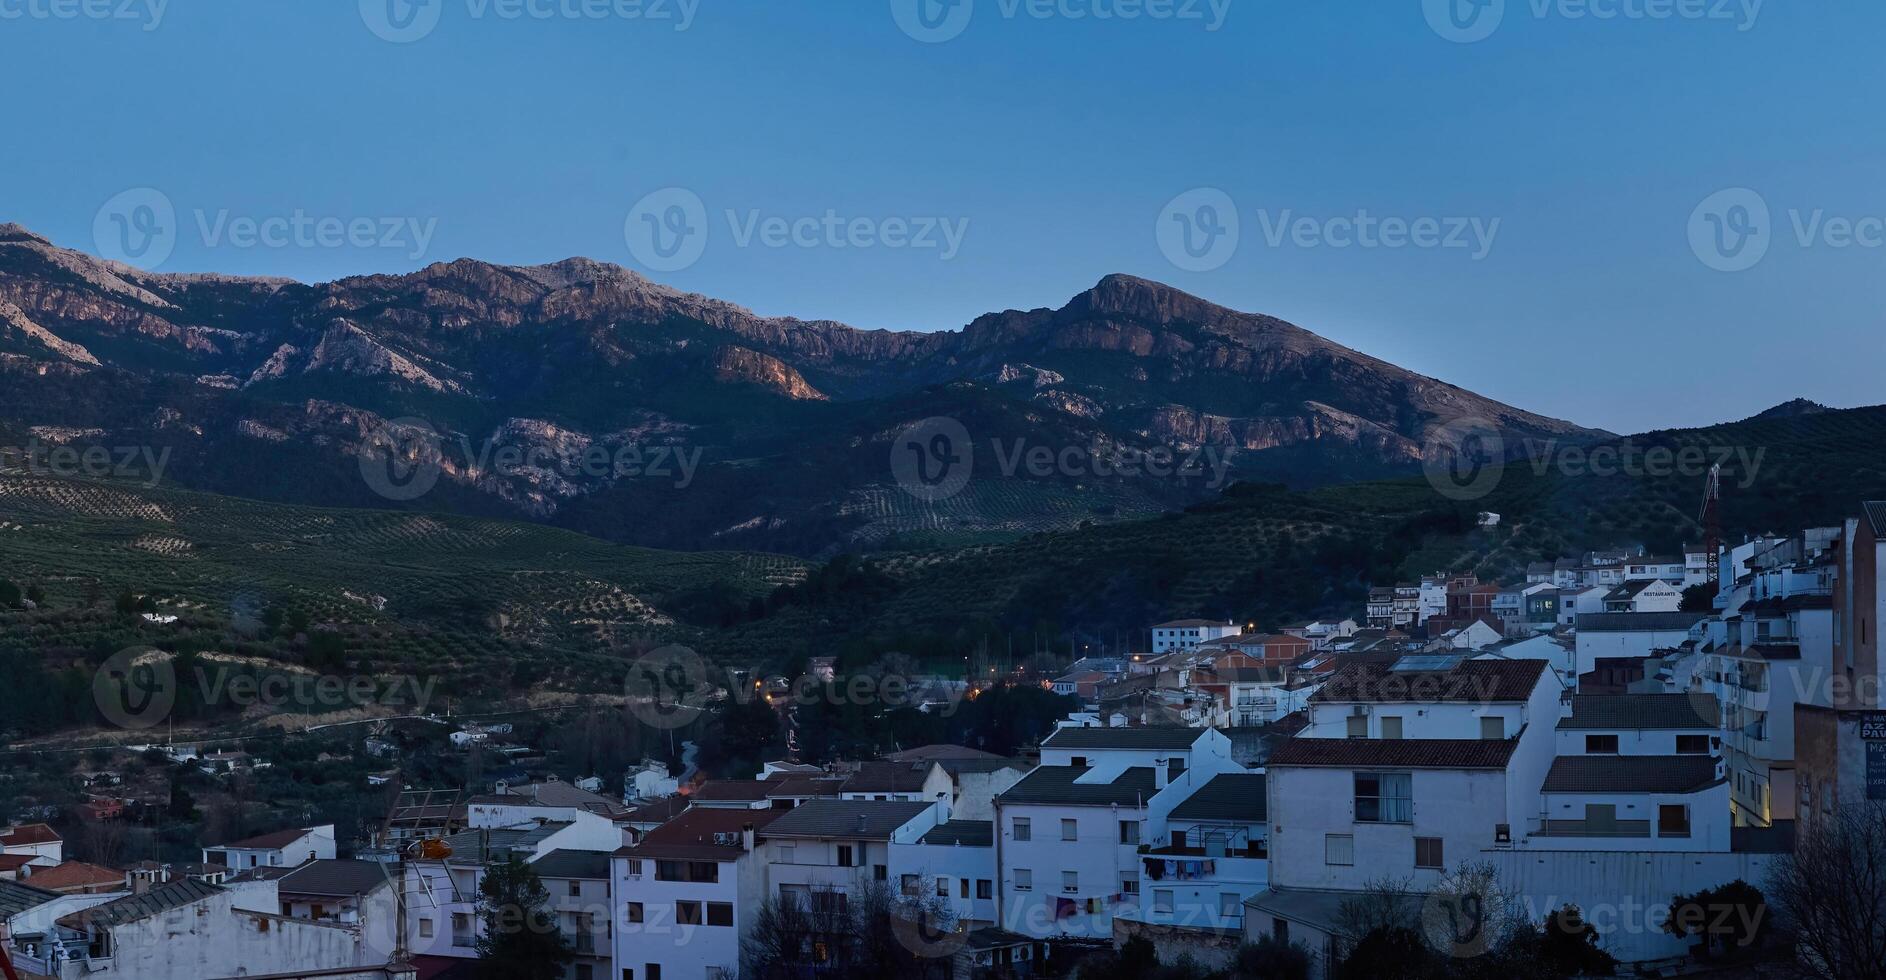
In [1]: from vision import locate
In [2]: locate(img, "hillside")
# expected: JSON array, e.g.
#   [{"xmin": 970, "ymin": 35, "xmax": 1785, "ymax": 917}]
[{"xmin": 0, "ymin": 224, "xmax": 1605, "ymax": 556}]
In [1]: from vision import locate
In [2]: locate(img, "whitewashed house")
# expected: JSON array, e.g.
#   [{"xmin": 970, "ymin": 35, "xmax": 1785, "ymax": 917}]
[
  {"xmin": 612, "ymin": 808, "xmax": 781, "ymax": 980},
  {"xmin": 1151, "ymin": 620, "xmax": 1241, "ymax": 654},
  {"xmin": 202, "ymin": 825, "xmax": 336, "ymax": 871},
  {"xmin": 762, "ymin": 799, "xmax": 942, "ymax": 904},
  {"xmin": 887, "ymin": 819, "xmax": 998, "ymax": 928}
]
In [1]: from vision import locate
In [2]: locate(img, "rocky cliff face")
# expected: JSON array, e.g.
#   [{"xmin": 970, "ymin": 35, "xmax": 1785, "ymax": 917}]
[{"xmin": 0, "ymin": 224, "xmax": 1607, "ymax": 554}]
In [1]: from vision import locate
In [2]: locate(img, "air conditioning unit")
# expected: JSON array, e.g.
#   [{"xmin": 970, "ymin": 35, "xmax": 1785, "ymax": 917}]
[{"xmin": 1494, "ymin": 823, "xmax": 1512, "ymax": 844}]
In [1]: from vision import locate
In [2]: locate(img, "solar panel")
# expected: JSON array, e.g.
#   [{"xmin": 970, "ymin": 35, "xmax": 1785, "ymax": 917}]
[{"xmin": 1389, "ymin": 654, "xmax": 1464, "ymax": 673}]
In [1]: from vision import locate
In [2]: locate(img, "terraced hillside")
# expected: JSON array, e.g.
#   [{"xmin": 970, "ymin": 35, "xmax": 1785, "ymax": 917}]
[{"xmin": 0, "ymin": 473, "xmax": 805, "ymax": 711}]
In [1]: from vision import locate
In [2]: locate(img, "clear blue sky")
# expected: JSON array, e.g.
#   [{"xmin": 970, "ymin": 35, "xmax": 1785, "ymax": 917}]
[{"xmin": 3, "ymin": 1, "xmax": 1880, "ymax": 434}]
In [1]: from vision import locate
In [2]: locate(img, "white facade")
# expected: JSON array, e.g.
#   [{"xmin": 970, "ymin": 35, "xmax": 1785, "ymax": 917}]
[
  {"xmin": 1152, "ymin": 620, "xmax": 1241, "ymax": 654},
  {"xmin": 203, "ymin": 825, "xmax": 336, "ymax": 870}
]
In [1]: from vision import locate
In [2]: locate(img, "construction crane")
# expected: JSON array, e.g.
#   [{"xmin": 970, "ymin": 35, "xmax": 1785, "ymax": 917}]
[{"xmin": 1700, "ymin": 462, "xmax": 1723, "ymax": 584}]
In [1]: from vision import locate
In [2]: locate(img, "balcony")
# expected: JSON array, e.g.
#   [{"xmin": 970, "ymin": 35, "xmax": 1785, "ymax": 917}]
[{"xmin": 1531, "ymin": 818, "xmax": 1652, "ymax": 838}]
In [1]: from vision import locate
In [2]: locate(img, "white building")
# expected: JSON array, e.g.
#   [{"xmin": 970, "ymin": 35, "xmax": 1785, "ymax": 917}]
[
  {"xmin": 203, "ymin": 825, "xmax": 336, "ymax": 871},
  {"xmin": 612, "ymin": 807, "xmax": 780, "ymax": 980},
  {"xmin": 887, "ymin": 819, "xmax": 998, "ymax": 928},
  {"xmin": 0, "ymin": 824, "xmax": 62, "ymax": 869},
  {"xmin": 1151, "ymin": 620, "xmax": 1241, "ymax": 654},
  {"xmin": 530, "ymin": 849, "xmax": 614, "ymax": 980},
  {"xmin": 1572, "ymin": 612, "xmax": 1709, "ymax": 684},
  {"xmin": 762, "ymin": 799, "xmax": 942, "ymax": 905},
  {"xmin": 997, "ymin": 727, "xmax": 1245, "ymax": 940}
]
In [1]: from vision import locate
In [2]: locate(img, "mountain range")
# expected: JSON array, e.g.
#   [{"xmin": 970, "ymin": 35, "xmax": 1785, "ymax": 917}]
[{"xmin": 0, "ymin": 223, "xmax": 1606, "ymax": 556}]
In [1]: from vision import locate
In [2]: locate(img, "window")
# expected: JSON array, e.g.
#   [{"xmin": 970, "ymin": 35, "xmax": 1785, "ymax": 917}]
[
  {"xmin": 1061, "ymin": 818, "xmax": 1078, "ymax": 841},
  {"xmin": 1153, "ymin": 889, "xmax": 1174, "ymax": 914},
  {"xmin": 1171, "ymin": 829, "xmax": 1188, "ymax": 850},
  {"xmin": 774, "ymin": 846, "xmax": 793, "ymax": 864},
  {"xmin": 706, "ymin": 903, "xmax": 733, "ymax": 927},
  {"xmin": 655, "ymin": 861, "xmax": 718, "ymax": 883},
  {"xmin": 901, "ymin": 874, "xmax": 921, "ymax": 897},
  {"xmin": 1584, "ymin": 804, "xmax": 1617, "ymax": 832},
  {"xmin": 647, "ymin": 966, "xmax": 661, "ymax": 980},
  {"xmin": 1119, "ymin": 819, "xmax": 1141, "ymax": 845},
  {"xmin": 1354, "ymin": 772, "xmax": 1413, "ymax": 823},
  {"xmin": 418, "ymin": 918, "xmax": 433, "ymax": 938},
  {"xmin": 452, "ymin": 912, "xmax": 475, "ymax": 947},
  {"xmin": 977, "ymin": 879, "xmax": 992, "ymax": 899},
  {"xmin": 1070, "ymin": 756, "xmax": 1087, "ymax": 768},
  {"xmin": 1325, "ymin": 834, "xmax": 1355, "ymax": 866},
  {"xmin": 1658, "ymin": 805, "xmax": 1691, "ymax": 837},
  {"xmin": 1380, "ymin": 716, "xmax": 1403, "ymax": 740},
  {"xmin": 1273, "ymin": 917, "xmax": 1289, "ymax": 941},
  {"xmin": 960, "ymin": 878, "xmax": 969, "ymax": 899},
  {"xmin": 568, "ymin": 880, "xmax": 581, "ymax": 897},
  {"xmin": 1347, "ymin": 716, "xmax": 1368, "ymax": 739},
  {"xmin": 1220, "ymin": 892, "xmax": 1240, "ymax": 917},
  {"xmin": 1014, "ymin": 868, "xmax": 1032, "ymax": 891},
  {"xmin": 1585, "ymin": 734, "xmax": 1620, "ymax": 754},
  {"xmin": 837, "ymin": 845, "xmax": 855, "ymax": 867},
  {"xmin": 873, "ymin": 864, "xmax": 886, "ymax": 881},
  {"xmin": 1013, "ymin": 817, "xmax": 1032, "ymax": 841},
  {"xmin": 1479, "ymin": 716, "xmax": 1505, "ymax": 740},
  {"xmin": 1062, "ymin": 870, "xmax": 1078, "ymax": 893},
  {"xmin": 936, "ymin": 877, "xmax": 949, "ymax": 897},
  {"xmin": 1169, "ymin": 757, "xmax": 1186, "ymax": 778},
  {"xmin": 1415, "ymin": 837, "xmax": 1444, "ymax": 869},
  {"xmin": 1121, "ymin": 876, "xmax": 1139, "ymax": 895},
  {"xmin": 626, "ymin": 902, "xmax": 644, "ymax": 923},
  {"xmin": 676, "ymin": 901, "xmax": 703, "ymax": 926},
  {"xmin": 1676, "ymin": 735, "xmax": 1710, "ymax": 754}
]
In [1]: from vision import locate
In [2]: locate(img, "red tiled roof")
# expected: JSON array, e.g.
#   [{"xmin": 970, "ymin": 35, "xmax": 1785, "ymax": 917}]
[
  {"xmin": 24, "ymin": 861, "xmax": 122, "ymax": 891},
  {"xmin": 1, "ymin": 823, "xmax": 61, "ymax": 846},
  {"xmin": 1267, "ymin": 737, "xmax": 1519, "ymax": 770},
  {"xmin": 619, "ymin": 807, "xmax": 784, "ymax": 862},
  {"xmin": 0, "ymin": 855, "xmax": 36, "ymax": 872}
]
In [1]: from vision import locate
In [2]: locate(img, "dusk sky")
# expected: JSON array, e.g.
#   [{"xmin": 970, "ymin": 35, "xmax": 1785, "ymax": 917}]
[{"xmin": 4, "ymin": 0, "xmax": 1881, "ymax": 434}]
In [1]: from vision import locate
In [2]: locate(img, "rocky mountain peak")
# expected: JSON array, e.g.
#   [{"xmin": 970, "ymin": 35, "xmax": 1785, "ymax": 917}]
[{"xmin": 0, "ymin": 223, "xmax": 52, "ymax": 246}]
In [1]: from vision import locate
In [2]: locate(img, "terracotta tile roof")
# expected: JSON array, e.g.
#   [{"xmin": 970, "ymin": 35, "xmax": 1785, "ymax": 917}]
[
  {"xmin": 884, "ymin": 744, "xmax": 1003, "ymax": 762},
  {"xmin": 1267, "ymin": 737, "xmax": 1519, "ymax": 770},
  {"xmin": 22, "ymin": 861, "xmax": 122, "ymax": 891},
  {"xmin": 218, "ymin": 826, "xmax": 318, "ymax": 850},
  {"xmin": 0, "ymin": 823, "xmax": 61, "ymax": 846},
  {"xmin": 619, "ymin": 807, "xmax": 784, "ymax": 861}
]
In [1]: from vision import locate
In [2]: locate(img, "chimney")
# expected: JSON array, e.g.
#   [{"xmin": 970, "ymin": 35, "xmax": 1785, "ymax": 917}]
[
  {"xmin": 741, "ymin": 823, "xmax": 755, "ymax": 852},
  {"xmin": 1154, "ymin": 759, "xmax": 1170, "ymax": 790}
]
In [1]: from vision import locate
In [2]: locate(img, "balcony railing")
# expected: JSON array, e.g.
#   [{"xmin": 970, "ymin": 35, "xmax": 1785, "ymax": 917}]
[{"xmin": 1532, "ymin": 818, "xmax": 1652, "ymax": 838}]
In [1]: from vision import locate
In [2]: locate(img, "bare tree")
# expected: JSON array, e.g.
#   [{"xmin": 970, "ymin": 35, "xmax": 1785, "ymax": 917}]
[{"xmin": 1769, "ymin": 802, "xmax": 1886, "ymax": 980}]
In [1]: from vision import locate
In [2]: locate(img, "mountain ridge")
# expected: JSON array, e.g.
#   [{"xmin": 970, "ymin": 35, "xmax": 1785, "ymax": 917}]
[{"xmin": 0, "ymin": 222, "xmax": 1607, "ymax": 555}]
